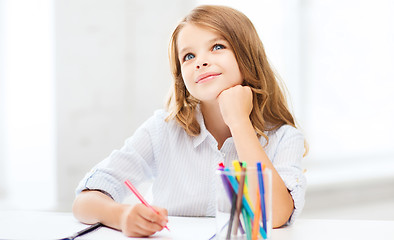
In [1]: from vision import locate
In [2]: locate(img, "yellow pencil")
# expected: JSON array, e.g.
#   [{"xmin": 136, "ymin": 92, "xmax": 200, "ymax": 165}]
[{"xmin": 232, "ymin": 160, "xmax": 253, "ymax": 210}]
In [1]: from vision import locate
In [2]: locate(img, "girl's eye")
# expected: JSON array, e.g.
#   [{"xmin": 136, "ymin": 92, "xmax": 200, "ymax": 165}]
[
  {"xmin": 212, "ymin": 44, "xmax": 225, "ymax": 51},
  {"xmin": 184, "ymin": 53, "xmax": 195, "ymax": 62}
]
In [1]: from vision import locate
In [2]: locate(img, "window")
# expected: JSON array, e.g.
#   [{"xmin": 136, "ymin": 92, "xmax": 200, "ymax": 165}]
[{"xmin": 300, "ymin": 0, "xmax": 394, "ymax": 185}]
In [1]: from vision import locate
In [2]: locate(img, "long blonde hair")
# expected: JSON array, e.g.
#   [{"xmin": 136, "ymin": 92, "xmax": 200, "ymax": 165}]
[{"xmin": 167, "ymin": 5, "xmax": 297, "ymax": 144}]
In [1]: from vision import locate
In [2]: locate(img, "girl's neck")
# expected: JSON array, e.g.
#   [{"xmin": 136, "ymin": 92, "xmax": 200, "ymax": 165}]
[{"xmin": 200, "ymin": 101, "xmax": 231, "ymax": 149}]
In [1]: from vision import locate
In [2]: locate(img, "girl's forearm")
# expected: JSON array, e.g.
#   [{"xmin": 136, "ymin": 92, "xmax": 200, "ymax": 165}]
[
  {"xmin": 72, "ymin": 190, "xmax": 126, "ymax": 230},
  {"xmin": 228, "ymin": 120, "xmax": 294, "ymax": 227}
]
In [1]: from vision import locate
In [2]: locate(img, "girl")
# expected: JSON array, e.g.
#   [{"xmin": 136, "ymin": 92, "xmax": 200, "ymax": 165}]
[{"xmin": 73, "ymin": 5, "xmax": 307, "ymax": 237}]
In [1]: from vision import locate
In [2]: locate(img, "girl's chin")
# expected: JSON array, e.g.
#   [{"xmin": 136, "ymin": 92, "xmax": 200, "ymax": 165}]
[
  {"xmin": 194, "ymin": 93, "xmax": 220, "ymax": 102},
  {"xmin": 197, "ymin": 96, "xmax": 222, "ymax": 105},
  {"xmin": 190, "ymin": 89, "xmax": 224, "ymax": 102}
]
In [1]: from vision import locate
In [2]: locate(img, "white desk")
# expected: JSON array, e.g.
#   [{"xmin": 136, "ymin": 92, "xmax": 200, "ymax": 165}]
[{"xmin": 1, "ymin": 210, "xmax": 394, "ymax": 240}]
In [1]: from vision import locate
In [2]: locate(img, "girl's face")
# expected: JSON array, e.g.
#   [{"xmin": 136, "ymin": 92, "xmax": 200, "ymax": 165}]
[{"xmin": 177, "ymin": 24, "xmax": 243, "ymax": 103}]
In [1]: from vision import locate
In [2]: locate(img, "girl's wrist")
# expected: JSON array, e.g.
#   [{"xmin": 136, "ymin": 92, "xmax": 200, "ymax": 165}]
[
  {"xmin": 100, "ymin": 201, "xmax": 129, "ymax": 231},
  {"xmin": 116, "ymin": 204, "xmax": 132, "ymax": 230},
  {"xmin": 227, "ymin": 117, "xmax": 252, "ymax": 133}
]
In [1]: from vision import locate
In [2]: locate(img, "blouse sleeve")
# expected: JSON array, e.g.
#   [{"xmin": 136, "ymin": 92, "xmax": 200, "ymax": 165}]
[
  {"xmin": 269, "ymin": 125, "xmax": 307, "ymax": 225},
  {"xmin": 75, "ymin": 114, "xmax": 159, "ymax": 203}
]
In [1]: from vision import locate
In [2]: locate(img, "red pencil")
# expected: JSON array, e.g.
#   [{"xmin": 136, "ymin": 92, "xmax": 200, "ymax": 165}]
[{"xmin": 124, "ymin": 179, "xmax": 170, "ymax": 231}]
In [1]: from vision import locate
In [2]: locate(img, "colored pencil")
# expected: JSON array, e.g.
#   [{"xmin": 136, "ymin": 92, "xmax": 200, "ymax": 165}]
[
  {"xmin": 233, "ymin": 166, "xmax": 246, "ymax": 235},
  {"xmin": 226, "ymin": 189, "xmax": 237, "ymax": 239},
  {"xmin": 257, "ymin": 163, "xmax": 267, "ymax": 234},
  {"xmin": 252, "ymin": 188, "xmax": 261, "ymax": 240}
]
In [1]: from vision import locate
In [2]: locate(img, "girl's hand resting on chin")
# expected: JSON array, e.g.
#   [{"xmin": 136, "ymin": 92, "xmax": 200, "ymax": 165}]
[{"xmin": 217, "ymin": 85, "xmax": 253, "ymax": 129}]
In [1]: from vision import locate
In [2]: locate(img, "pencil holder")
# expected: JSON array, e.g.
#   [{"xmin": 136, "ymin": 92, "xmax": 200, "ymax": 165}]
[{"xmin": 215, "ymin": 162, "xmax": 272, "ymax": 240}]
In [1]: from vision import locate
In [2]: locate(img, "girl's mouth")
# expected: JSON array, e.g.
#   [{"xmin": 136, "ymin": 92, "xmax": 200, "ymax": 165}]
[{"xmin": 196, "ymin": 72, "xmax": 222, "ymax": 83}]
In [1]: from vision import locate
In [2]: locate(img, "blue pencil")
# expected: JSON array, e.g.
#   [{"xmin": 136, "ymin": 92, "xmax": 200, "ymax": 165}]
[{"xmin": 257, "ymin": 162, "xmax": 267, "ymax": 234}]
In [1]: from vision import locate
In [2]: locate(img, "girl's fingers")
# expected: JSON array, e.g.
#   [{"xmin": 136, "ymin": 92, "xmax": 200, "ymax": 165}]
[
  {"xmin": 153, "ymin": 206, "xmax": 169, "ymax": 220},
  {"xmin": 218, "ymin": 85, "xmax": 253, "ymax": 126},
  {"xmin": 138, "ymin": 205, "xmax": 168, "ymax": 227},
  {"xmin": 134, "ymin": 214, "xmax": 164, "ymax": 236}
]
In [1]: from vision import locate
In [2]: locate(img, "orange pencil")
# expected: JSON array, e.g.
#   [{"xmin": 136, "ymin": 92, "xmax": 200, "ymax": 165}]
[{"xmin": 252, "ymin": 188, "xmax": 261, "ymax": 240}]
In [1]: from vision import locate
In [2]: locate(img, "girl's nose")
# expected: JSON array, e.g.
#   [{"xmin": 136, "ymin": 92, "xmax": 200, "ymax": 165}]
[{"xmin": 196, "ymin": 62, "xmax": 208, "ymax": 69}]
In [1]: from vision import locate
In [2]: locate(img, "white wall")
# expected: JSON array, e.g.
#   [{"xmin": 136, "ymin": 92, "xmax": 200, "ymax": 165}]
[
  {"xmin": 55, "ymin": 0, "xmax": 195, "ymax": 211},
  {"xmin": 0, "ymin": 0, "xmax": 5, "ymax": 199},
  {"xmin": 0, "ymin": 0, "xmax": 56, "ymax": 210}
]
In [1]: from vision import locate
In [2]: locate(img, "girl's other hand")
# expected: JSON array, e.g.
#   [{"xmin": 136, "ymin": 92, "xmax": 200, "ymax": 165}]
[
  {"xmin": 120, "ymin": 203, "xmax": 168, "ymax": 237},
  {"xmin": 217, "ymin": 85, "xmax": 253, "ymax": 128}
]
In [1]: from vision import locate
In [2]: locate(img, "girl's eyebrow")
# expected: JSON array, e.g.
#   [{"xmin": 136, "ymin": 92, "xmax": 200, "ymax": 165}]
[
  {"xmin": 208, "ymin": 37, "xmax": 226, "ymax": 44},
  {"xmin": 178, "ymin": 46, "xmax": 192, "ymax": 58},
  {"xmin": 178, "ymin": 37, "xmax": 227, "ymax": 57}
]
